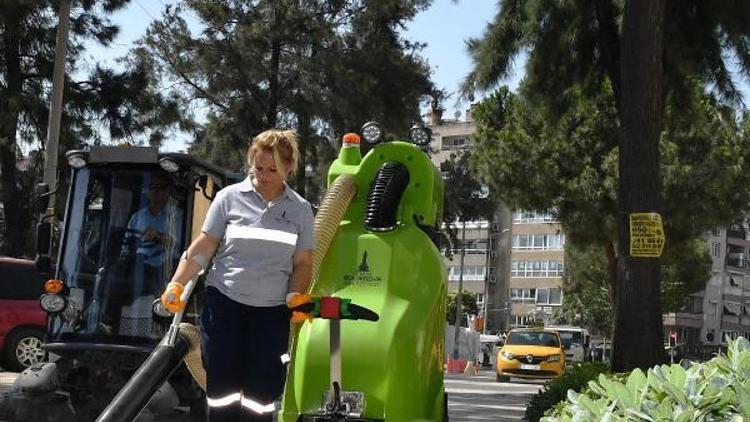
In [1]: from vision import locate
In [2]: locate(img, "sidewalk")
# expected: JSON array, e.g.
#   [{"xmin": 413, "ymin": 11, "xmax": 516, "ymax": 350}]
[{"xmin": 0, "ymin": 371, "xmax": 17, "ymax": 394}]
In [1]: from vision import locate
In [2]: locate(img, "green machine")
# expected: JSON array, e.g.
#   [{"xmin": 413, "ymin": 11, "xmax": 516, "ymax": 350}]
[{"xmin": 279, "ymin": 123, "xmax": 448, "ymax": 421}]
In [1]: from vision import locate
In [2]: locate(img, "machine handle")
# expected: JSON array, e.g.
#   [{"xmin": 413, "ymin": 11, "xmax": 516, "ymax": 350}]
[
  {"xmin": 165, "ymin": 277, "xmax": 198, "ymax": 346},
  {"xmin": 291, "ymin": 297, "xmax": 379, "ymax": 322}
]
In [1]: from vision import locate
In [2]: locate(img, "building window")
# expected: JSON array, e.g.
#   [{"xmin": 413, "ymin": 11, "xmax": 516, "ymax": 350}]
[
  {"xmin": 712, "ymin": 242, "xmax": 720, "ymax": 257},
  {"xmin": 511, "ymin": 260, "xmax": 565, "ymax": 277},
  {"xmin": 549, "ymin": 288, "xmax": 563, "ymax": 305},
  {"xmin": 724, "ymin": 302, "xmax": 742, "ymax": 316},
  {"xmin": 476, "ymin": 293, "xmax": 484, "ymax": 304},
  {"xmin": 512, "ymin": 234, "xmax": 566, "ymax": 250},
  {"xmin": 510, "ymin": 288, "xmax": 536, "ymax": 303},
  {"xmin": 512, "ymin": 210, "xmax": 559, "ymax": 223},
  {"xmin": 708, "ymin": 301, "xmax": 717, "ymax": 315}
]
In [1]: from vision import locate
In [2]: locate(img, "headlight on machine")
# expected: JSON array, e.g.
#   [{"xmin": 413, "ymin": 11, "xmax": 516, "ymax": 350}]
[
  {"xmin": 408, "ymin": 124, "xmax": 432, "ymax": 146},
  {"xmin": 361, "ymin": 121, "xmax": 384, "ymax": 145},
  {"xmin": 547, "ymin": 354, "xmax": 563, "ymax": 362},
  {"xmin": 501, "ymin": 351, "xmax": 515, "ymax": 360},
  {"xmin": 40, "ymin": 293, "xmax": 67, "ymax": 313}
]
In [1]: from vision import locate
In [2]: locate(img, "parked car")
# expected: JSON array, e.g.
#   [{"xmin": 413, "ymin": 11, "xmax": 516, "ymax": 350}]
[
  {"xmin": 0, "ymin": 257, "xmax": 48, "ymax": 371},
  {"xmin": 495, "ymin": 328, "xmax": 566, "ymax": 382}
]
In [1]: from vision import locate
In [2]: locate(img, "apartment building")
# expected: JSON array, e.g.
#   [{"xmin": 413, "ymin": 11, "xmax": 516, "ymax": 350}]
[
  {"xmin": 663, "ymin": 220, "xmax": 750, "ymax": 346},
  {"xmin": 509, "ymin": 210, "xmax": 566, "ymax": 327},
  {"xmin": 427, "ymin": 108, "xmax": 514, "ymax": 334}
]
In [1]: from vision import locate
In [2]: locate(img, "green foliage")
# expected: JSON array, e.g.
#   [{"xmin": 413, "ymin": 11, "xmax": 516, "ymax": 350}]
[
  {"xmin": 446, "ymin": 290, "xmax": 479, "ymax": 326},
  {"xmin": 140, "ymin": 0, "xmax": 435, "ymax": 197},
  {"xmin": 439, "ymin": 150, "xmax": 496, "ymax": 247},
  {"xmin": 0, "ymin": 0, "xmax": 178, "ymax": 256},
  {"xmin": 471, "ymin": 82, "xmax": 749, "ymax": 316},
  {"xmin": 553, "ymin": 244, "xmax": 613, "ymax": 337},
  {"xmin": 543, "ymin": 338, "xmax": 750, "ymax": 421},
  {"xmin": 525, "ymin": 362, "xmax": 610, "ymax": 422}
]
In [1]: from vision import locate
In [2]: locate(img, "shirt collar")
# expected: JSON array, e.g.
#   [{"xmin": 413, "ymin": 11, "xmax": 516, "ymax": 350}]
[{"xmin": 238, "ymin": 175, "xmax": 292, "ymax": 200}]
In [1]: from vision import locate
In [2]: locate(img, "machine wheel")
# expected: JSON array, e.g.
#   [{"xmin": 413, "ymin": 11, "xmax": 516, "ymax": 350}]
[
  {"xmin": 496, "ymin": 374, "xmax": 510, "ymax": 383},
  {"xmin": 2, "ymin": 327, "xmax": 46, "ymax": 372}
]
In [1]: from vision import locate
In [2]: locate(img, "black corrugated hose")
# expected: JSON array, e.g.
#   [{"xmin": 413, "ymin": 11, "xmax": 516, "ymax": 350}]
[{"xmin": 364, "ymin": 162, "xmax": 410, "ymax": 232}]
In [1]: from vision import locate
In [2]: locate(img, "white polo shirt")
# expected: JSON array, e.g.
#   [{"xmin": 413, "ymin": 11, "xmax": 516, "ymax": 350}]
[{"xmin": 202, "ymin": 177, "xmax": 315, "ymax": 306}]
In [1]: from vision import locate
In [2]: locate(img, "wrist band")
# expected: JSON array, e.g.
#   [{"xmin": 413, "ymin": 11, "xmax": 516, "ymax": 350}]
[{"xmin": 180, "ymin": 250, "xmax": 209, "ymax": 270}]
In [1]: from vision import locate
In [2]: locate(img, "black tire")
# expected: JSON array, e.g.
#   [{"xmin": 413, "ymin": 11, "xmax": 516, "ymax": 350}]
[
  {"xmin": 496, "ymin": 373, "xmax": 510, "ymax": 383},
  {"xmin": 2, "ymin": 327, "xmax": 46, "ymax": 372}
]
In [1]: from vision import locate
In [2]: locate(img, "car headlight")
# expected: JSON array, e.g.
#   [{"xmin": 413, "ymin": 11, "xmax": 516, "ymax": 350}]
[
  {"xmin": 408, "ymin": 124, "xmax": 432, "ymax": 146},
  {"xmin": 361, "ymin": 121, "xmax": 384, "ymax": 145},
  {"xmin": 501, "ymin": 351, "xmax": 514, "ymax": 360},
  {"xmin": 547, "ymin": 354, "xmax": 562, "ymax": 362},
  {"xmin": 40, "ymin": 293, "xmax": 67, "ymax": 313}
]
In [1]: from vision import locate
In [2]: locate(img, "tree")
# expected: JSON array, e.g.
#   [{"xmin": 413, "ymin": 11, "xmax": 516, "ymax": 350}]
[
  {"xmin": 463, "ymin": 0, "xmax": 750, "ymax": 371},
  {"xmin": 0, "ymin": 1, "xmax": 178, "ymax": 256},
  {"xmin": 446, "ymin": 290, "xmax": 479, "ymax": 327},
  {"xmin": 137, "ymin": 0, "xmax": 434, "ymax": 199}
]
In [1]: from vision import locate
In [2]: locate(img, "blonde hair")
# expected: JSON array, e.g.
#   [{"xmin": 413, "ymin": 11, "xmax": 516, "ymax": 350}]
[{"xmin": 247, "ymin": 129, "xmax": 300, "ymax": 178}]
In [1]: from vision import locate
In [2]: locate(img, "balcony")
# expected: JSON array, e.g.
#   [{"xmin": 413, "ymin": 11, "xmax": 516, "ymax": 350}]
[
  {"xmin": 727, "ymin": 227, "xmax": 747, "ymax": 240},
  {"xmin": 726, "ymin": 256, "xmax": 750, "ymax": 269}
]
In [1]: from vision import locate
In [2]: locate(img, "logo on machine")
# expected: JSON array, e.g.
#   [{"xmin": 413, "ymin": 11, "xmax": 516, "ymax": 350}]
[{"xmin": 343, "ymin": 250, "xmax": 381, "ymax": 287}]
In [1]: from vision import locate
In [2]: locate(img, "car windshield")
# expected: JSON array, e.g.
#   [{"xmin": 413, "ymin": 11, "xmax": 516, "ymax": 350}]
[
  {"xmin": 506, "ymin": 331, "xmax": 560, "ymax": 347},
  {"xmin": 57, "ymin": 167, "xmax": 187, "ymax": 339},
  {"xmin": 557, "ymin": 331, "xmax": 583, "ymax": 349}
]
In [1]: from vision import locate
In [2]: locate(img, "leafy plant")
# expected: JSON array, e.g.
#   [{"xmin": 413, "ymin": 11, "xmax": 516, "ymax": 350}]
[
  {"xmin": 525, "ymin": 362, "xmax": 610, "ymax": 422},
  {"xmin": 542, "ymin": 337, "xmax": 750, "ymax": 421}
]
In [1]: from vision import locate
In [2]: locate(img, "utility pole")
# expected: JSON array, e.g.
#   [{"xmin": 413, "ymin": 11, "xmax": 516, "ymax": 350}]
[
  {"xmin": 452, "ymin": 220, "xmax": 467, "ymax": 360},
  {"xmin": 42, "ymin": 0, "xmax": 72, "ymax": 215}
]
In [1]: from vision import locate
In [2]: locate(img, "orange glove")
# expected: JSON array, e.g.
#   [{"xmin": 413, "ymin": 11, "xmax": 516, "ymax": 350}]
[
  {"xmin": 287, "ymin": 292, "xmax": 313, "ymax": 324},
  {"xmin": 161, "ymin": 282, "xmax": 186, "ymax": 313}
]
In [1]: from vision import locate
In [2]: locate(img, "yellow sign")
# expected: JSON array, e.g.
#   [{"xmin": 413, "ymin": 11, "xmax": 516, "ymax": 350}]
[{"xmin": 629, "ymin": 213, "xmax": 665, "ymax": 258}]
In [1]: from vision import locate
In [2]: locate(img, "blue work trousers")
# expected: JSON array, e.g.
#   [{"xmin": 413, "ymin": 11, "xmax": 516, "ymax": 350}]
[{"xmin": 200, "ymin": 287, "xmax": 291, "ymax": 422}]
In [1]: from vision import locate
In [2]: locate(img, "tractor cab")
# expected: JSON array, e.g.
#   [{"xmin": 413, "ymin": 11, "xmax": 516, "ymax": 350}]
[{"xmin": 29, "ymin": 145, "xmax": 238, "ymax": 420}]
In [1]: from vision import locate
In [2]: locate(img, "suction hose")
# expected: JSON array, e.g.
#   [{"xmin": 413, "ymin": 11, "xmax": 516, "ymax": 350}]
[
  {"xmin": 364, "ymin": 162, "xmax": 410, "ymax": 232},
  {"xmin": 311, "ymin": 174, "xmax": 358, "ymax": 282}
]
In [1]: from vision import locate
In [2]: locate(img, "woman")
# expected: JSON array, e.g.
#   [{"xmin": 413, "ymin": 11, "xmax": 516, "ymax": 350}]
[{"xmin": 161, "ymin": 129, "xmax": 314, "ymax": 422}]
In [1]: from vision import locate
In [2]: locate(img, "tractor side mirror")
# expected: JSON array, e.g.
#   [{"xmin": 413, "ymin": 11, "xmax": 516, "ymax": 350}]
[
  {"xmin": 35, "ymin": 222, "xmax": 52, "ymax": 274},
  {"xmin": 35, "ymin": 183, "xmax": 50, "ymax": 214}
]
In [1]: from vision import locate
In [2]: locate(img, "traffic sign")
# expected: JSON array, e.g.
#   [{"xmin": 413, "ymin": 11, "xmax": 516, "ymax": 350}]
[{"xmin": 629, "ymin": 213, "xmax": 665, "ymax": 258}]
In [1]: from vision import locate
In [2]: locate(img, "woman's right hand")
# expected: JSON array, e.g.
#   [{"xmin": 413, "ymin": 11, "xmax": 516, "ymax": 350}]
[{"xmin": 161, "ymin": 281, "xmax": 186, "ymax": 313}]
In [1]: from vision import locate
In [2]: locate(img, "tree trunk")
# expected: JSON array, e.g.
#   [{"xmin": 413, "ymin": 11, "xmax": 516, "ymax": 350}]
[
  {"xmin": 295, "ymin": 110, "xmax": 310, "ymax": 198},
  {"xmin": 612, "ymin": 0, "xmax": 666, "ymax": 372},
  {"xmin": 0, "ymin": 13, "xmax": 29, "ymax": 256}
]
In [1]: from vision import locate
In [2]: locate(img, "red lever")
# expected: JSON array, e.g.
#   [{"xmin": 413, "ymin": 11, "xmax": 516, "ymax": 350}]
[{"xmin": 319, "ymin": 297, "xmax": 341, "ymax": 319}]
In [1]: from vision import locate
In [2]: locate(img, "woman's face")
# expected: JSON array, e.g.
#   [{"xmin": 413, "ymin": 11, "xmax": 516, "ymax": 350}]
[{"xmin": 252, "ymin": 150, "xmax": 289, "ymax": 191}]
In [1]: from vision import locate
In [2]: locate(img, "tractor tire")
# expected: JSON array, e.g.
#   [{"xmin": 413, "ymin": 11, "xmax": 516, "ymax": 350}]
[{"xmin": 2, "ymin": 327, "xmax": 46, "ymax": 372}]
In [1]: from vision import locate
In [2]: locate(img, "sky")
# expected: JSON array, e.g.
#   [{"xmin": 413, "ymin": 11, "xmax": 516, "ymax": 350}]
[{"xmin": 83, "ymin": 0, "xmax": 518, "ymax": 152}]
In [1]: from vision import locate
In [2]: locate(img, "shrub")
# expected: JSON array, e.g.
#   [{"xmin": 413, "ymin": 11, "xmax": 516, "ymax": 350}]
[
  {"xmin": 543, "ymin": 337, "xmax": 750, "ymax": 421},
  {"xmin": 525, "ymin": 362, "xmax": 610, "ymax": 422}
]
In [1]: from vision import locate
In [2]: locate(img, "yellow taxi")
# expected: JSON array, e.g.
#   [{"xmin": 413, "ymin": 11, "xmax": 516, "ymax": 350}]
[{"xmin": 495, "ymin": 328, "xmax": 565, "ymax": 382}]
